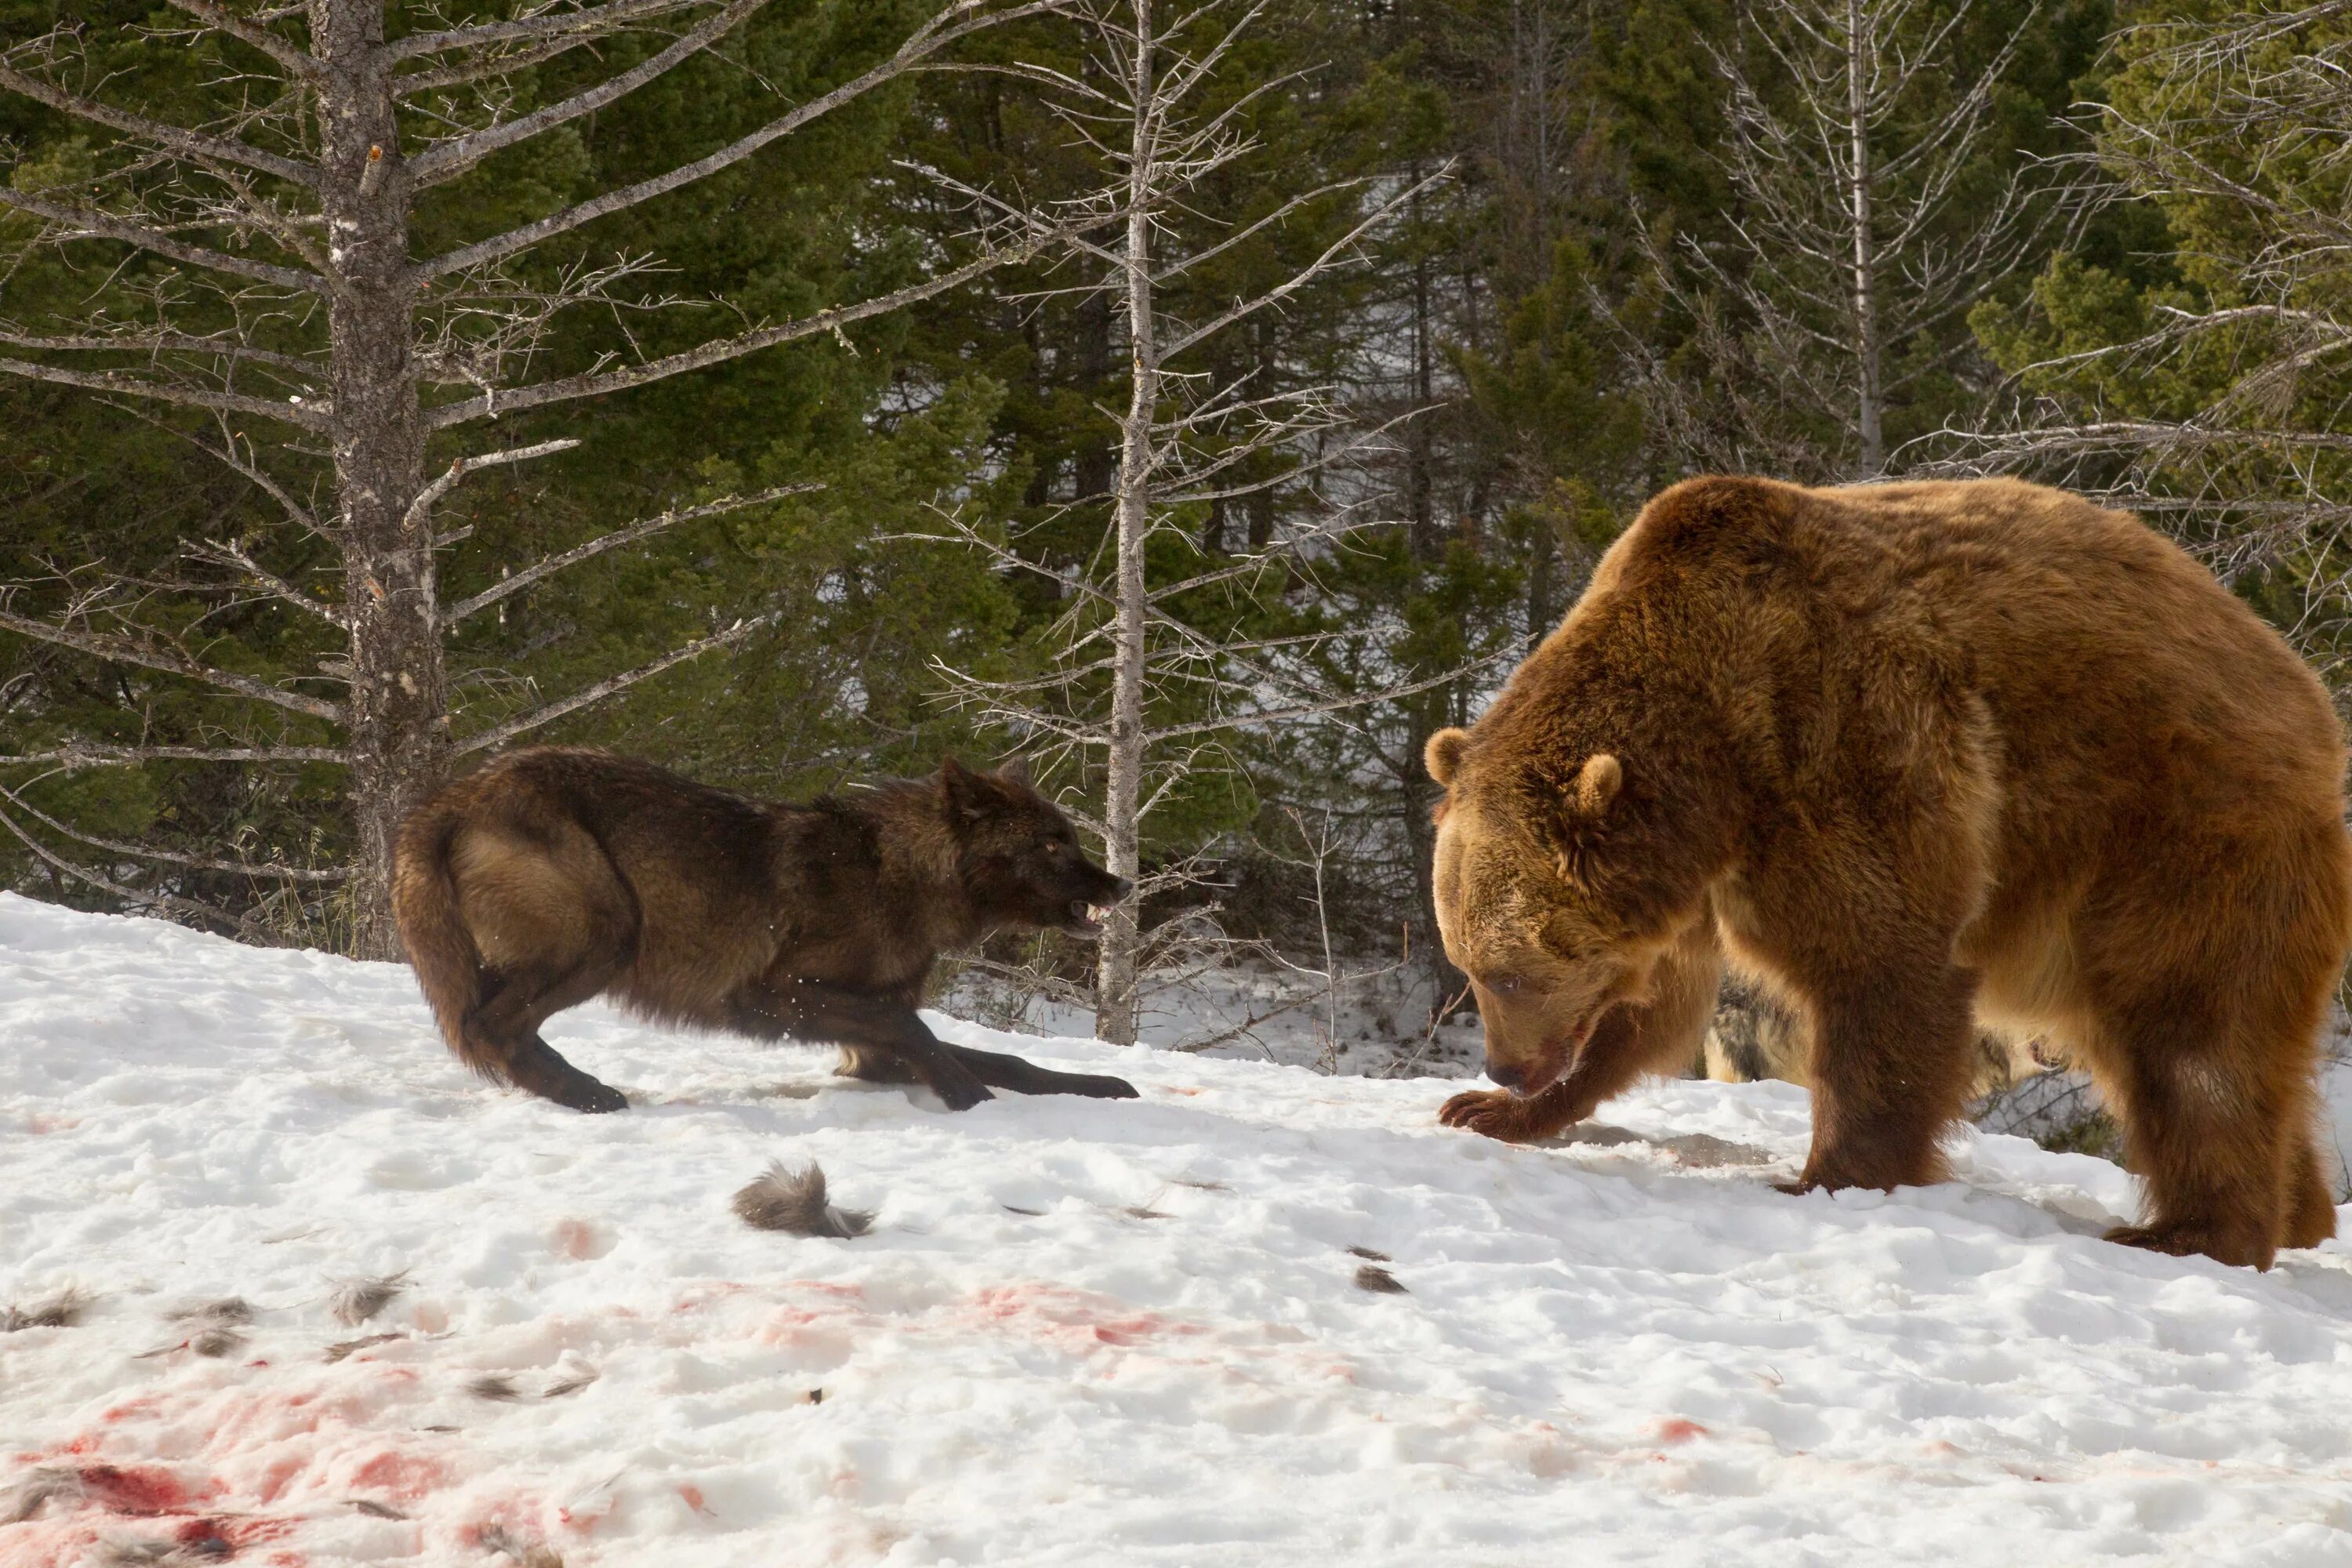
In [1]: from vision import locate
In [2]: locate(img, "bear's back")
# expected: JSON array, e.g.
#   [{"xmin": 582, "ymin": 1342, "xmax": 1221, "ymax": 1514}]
[{"xmin": 1602, "ymin": 475, "xmax": 2346, "ymax": 829}]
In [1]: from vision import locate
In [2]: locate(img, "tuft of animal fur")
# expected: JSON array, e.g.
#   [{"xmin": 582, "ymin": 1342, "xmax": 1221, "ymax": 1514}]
[
  {"xmin": 390, "ymin": 749, "xmax": 1139, "ymax": 1114},
  {"xmin": 1353, "ymin": 1265, "xmax": 1410, "ymax": 1294},
  {"xmin": 1, "ymin": 1287, "xmax": 90, "ymax": 1332},
  {"xmin": 329, "ymin": 1270, "xmax": 408, "ymax": 1327},
  {"xmin": 2, "ymin": 1465, "xmax": 83, "ymax": 1524},
  {"xmin": 477, "ymin": 1523, "xmax": 565, "ymax": 1566},
  {"xmin": 732, "ymin": 1160, "xmax": 873, "ymax": 1238}
]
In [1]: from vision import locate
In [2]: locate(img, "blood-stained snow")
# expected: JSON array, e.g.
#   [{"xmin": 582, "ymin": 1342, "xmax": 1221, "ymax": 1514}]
[{"xmin": 5, "ymin": 894, "xmax": 2352, "ymax": 1566}]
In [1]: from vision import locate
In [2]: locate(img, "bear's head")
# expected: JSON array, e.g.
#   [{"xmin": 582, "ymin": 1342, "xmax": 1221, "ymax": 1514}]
[{"xmin": 1425, "ymin": 724, "xmax": 1692, "ymax": 1098}]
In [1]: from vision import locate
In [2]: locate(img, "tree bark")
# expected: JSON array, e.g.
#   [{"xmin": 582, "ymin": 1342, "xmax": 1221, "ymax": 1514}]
[
  {"xmin": 1096, "ymin": 0, "xmax": 1156, "ymax": 1047},
  {"xmin": 318, "ymin": 0, "xmax": 441, "ymax": 957},
  {"xmin": 1846, "ymin": 0, "xmax": 1883, "ymax": 478}
]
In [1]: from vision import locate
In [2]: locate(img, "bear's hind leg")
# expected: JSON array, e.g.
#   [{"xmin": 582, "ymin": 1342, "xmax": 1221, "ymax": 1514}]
[
  {"xmin": 2092, "ymin": 998, "xmax": 2288, "ymax": 1269},
  {"xmin": 2283, "ymin": 1132, "xmax": 2338, "ymax": 1252}
]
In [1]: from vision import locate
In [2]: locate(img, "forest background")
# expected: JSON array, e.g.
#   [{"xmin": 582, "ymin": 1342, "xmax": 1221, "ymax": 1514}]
[{"xmin": 4, "ymin": 0, "xmax": 2343, "ymax": 1058}]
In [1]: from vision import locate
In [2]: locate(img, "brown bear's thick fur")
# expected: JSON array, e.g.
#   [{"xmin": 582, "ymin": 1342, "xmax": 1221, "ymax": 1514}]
[{"xmin": 1425, "ymin": 476, "xmax": 2352, "ymax": 1269}]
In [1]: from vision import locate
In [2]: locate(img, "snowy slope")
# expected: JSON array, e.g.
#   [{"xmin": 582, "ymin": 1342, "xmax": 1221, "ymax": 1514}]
[{"xmin": 5, "ymin": 896, "xmax": 2352, "ymax": 1567}]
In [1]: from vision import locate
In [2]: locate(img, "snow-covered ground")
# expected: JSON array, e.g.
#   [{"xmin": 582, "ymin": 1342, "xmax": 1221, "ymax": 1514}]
[{"xmin": 7, "ymin": 895, "xmax": 2352, "ymax": 1567}]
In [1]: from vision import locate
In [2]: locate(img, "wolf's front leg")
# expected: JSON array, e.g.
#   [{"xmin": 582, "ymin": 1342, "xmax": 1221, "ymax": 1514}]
[{"xmin": 733, "ymin": 980, "xmax": 993, "ymax": 1110}]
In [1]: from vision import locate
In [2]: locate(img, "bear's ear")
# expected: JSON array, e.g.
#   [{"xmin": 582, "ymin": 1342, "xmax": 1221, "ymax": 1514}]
[
  {"xmin": 1570, "ymin": 753, "xmax": 1622, "ymax": 818},
  {"xmin": 998, "ymin": 756, "xmax": 1033, "ymax": 789},
  {"xmin": 1425, "ymin": 728, "xmax": 1469, "ymax": 787}
]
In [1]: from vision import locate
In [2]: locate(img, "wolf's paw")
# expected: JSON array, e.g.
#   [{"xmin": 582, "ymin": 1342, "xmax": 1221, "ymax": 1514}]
[{"xmin": 927, "ymin": 1063, "xmax": 996, "ymax": 1112}]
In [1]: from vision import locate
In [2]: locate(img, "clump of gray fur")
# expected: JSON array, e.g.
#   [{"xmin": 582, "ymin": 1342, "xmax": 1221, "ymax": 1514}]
[
  {"xmin": 1, "ymin": 1287, "xmax": 90, "ymax": 1332},
  {"xmin": 329, "ymin": 1270, "xmax": 408, "ymax": 1327},
  {"xmin": 731, "ymin": 1160, "xmax": 872, "ymax": 1238},
  {"xmin": 477, "ymin": 1522, "xmax": 565, "ymax": 1566},
  {"xmin": 3, "ymin": 1465, "xmax": 84, "ymax": 1523},
  {"xmin": 1353, "ymin": 1265, "xmax": 1409, "ymax": 1294}
]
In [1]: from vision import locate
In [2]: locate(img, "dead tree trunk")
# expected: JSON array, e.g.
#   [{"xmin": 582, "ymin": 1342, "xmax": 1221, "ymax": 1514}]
[
  {"xmin": 1097, "ymin": 0, "xmax": 1160, "ymax": 1045},
  {"xmin": 1843, "ymin": 0, "xmax": 1883, "ymax": 478},
  {"xmin": 317, "ymin": 0, "xmax": 438, "ymax": 953}
]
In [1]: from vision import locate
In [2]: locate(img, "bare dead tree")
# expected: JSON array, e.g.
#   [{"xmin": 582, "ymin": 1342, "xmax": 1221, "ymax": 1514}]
[
  {"xmin": 1639, "ymin": 0, "xmax": 2068, "ymax": 477},
  {"xmin": 911, "ymin": 0, "xmax": 1457, "ymax": 1044},
  {"xmin": 0, "ymin": 0, "xmax": 1058, "ymax": 953}
]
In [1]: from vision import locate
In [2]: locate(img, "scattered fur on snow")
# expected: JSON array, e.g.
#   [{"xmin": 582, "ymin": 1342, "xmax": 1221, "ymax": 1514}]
[
  {"xmin": 169, "ymin": 1298, "xmax": 256, "ymax": 1327},
  {"xmin": 1347, "ymin": 1246, "xmax": 1391, "ymax": 1261},
  {"xmin": 1, "ymin": 1287, "xmax": 90, "ymax": 1331},
  {"xmin": 96, "ymin": 1535, "xmax": 230, "ymax": 1566},
  {"xmin": 1353, "ymin": 1265, "xmax": 1409, "ymax": 1294},
  {"xmin": 325, "ymin": 1332, "xmax": 403, "ymax": 1362},
  {"xmin": 330, "ymin": 1270, "xmax": 409, "ymax": 1326},
  {"xmin": 731, "ymin": 1160, "xmax": 873, "ymax": 1238},
  {"xmin": 467, "ymin": 1374, "xmax": 523, "ymax": 1402},
  {"xmin": 351, "ymin": 1498, "xmax": 409, "ymax": 1519},
  {"xmin": 477, "ymin": 1522, "xmax": 565, "ymax": 1566},
  {"xmin": 542, "ymin": 1370, "xmax": 597, "ymax": 1399},
  {"xmin": 190, "ymin": 1327, "xmax": 247, "ymax": 1357},
  {"xmin": 2, "ymin": 1465, "xmax": 82, "ymax": 1523}
]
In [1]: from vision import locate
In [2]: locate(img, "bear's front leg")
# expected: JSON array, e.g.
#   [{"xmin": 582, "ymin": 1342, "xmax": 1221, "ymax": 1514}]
[
  {"xmin": 1440, "ymin": 1080, "xmax": 1586, "ymax": 1142},
  {"xmin": 1788, "ymin": 962, "xmax": 1980, "ymax": 1192},
  {"xmin": 1439, "ymin": 998, "xmax": 1679, "ymax": 1142}
]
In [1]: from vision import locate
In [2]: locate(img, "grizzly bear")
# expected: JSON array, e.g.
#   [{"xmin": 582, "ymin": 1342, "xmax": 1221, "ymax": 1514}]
[{"xmin": 1425, "ymin": 476, "xmax": 2352, "ymax": 1269}]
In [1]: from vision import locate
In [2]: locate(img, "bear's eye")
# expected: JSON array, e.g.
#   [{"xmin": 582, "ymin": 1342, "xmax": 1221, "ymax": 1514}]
[{"xmin": 1483, "ymin": 971, "xmax": 1527, "ymax": 996}]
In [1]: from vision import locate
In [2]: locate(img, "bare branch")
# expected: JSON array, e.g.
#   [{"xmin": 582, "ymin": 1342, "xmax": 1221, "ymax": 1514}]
[
  {"xmin": 0, "ymin": 607, "xmax": 343, "ymax": 722},
  {"xmin": 0, "ymin": 743, "xmax": 344, "ymax": 770},
  {"xmin": 453, "ymin": 615, "xmax": 769, "ymax": 753},
  {"xmin": 184, "ymin": 538, "xmax": 346, "ymax": 627},
  {"xmin": 418, "ymin": 0, "xmax": 1059, "ymax": 279},
  {"xmin": 0, "ymin": 325, "xmax": 321, "ymax": 379},
  {"xmin": 428, "ymin": 238, "xmax": 1051, "ymax": 425},
  {"xmin": 1159, "ymin": 165, "xmax": 1451, "ymax": 361},
  {"xmin": 0, "ymin": 796, "xmax": 241, "ymax": 931},
  {"xmin": 390, "ymin": 0, "xmax": 717, "ymax": 60},
  {"xmin": 445, "ymin": 485, "xmax": 818, "ymax": 626},
  {"xmin": 0, "ymin": 354, "xmax": 328, "ymax": 426},
  {"xmin": 0, "ymin": 65, "xmax": 319, "ymax": 187},
  {"xmin": 158, "ymin": 0, "xmax": 325, "ymax": 78},
  {"xmin": 398, "ymin": 438, "xmax": 583, "ymax": 535},
  {"xmin": 0, "ymin": 187, "xmax": 325, "ymax": 295},
  {"xmin": 408, "ymin": 0, "xmax": 772, "ymax": 184},
  {"xmin": 0, "ymin": 782, "xmax": 344, "ymax": 880}
]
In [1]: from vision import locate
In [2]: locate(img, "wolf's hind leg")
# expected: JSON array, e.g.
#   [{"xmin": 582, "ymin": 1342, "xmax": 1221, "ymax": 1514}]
[{"xmin": 468, "ymin": 958, "xmax": 628, "ymax": 1113}]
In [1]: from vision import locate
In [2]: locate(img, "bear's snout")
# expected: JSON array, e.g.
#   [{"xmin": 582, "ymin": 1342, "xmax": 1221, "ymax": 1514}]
[{"xmin": 1485, "ymin": 1059, "xmax": 1530, "ymax": 1094}]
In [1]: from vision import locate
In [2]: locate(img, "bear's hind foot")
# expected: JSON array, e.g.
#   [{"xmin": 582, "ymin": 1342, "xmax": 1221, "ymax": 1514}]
[{"xmin": 2104, "ymin": 1221, "xmax": 2275, "ymax": 1271}]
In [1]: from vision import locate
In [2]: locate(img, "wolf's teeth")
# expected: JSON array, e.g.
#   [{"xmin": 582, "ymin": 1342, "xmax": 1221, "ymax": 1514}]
[{"xmin": 1087, "ymin": 905, "xmax": 1109, "ymax": 922}]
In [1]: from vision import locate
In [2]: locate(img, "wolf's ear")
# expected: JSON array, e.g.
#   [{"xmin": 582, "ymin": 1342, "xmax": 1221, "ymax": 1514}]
[
  {"xmin": 1570, "ymin": 753, "xmax": 1622, "ymax": 818},
  {"xmin": 942, "ymin": 757, "xmax": 992, "ymax": 821},
  {"xmin": 998, "ymin": 756, "xmax": 1033, "ymax": 789},
  {"xmin": 1425, "ymin": 728, "xmax": 1469, "ymax": 787}
]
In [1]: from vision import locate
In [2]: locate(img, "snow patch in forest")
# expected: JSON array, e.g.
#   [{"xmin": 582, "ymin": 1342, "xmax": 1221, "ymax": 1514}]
[{"xmin": 6, "ymin": 894, "xmax": 2352, "ymax": 1566}]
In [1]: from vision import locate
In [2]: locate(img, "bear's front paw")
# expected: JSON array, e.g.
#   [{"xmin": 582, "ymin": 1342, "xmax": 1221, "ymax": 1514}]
[{"xmin": 1439, "ymin": 1087, "xmax": 1566, "ymax": 1143}]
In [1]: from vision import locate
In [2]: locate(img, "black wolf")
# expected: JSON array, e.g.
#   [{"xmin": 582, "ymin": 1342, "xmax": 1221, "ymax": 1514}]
[{"xmin": 391, "ymin": 747, "xmax": 1136, "ymax": 1112}]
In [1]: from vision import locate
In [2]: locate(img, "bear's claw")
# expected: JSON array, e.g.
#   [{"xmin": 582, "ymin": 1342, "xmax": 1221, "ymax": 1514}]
[{"xmin": 1439, "ymin": 1087, "xmax": 1569, "ymax": 1143}]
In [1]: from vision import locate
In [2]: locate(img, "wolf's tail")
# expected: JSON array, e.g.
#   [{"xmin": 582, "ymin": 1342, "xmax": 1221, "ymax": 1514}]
[{"xmin": 390, "ymin": 801, "xmax": 494, "ymax": 1081}]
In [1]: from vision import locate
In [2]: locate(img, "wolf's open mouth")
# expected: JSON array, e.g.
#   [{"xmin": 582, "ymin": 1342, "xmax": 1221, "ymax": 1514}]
[{"xmin": 1067, "ymin": 899, "xmax": 1109, "ymax": 935}]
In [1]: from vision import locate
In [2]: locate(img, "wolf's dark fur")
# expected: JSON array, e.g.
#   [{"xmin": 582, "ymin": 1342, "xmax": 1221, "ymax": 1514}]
[{"xmin": 391, "ymin": 746, "xmax": 1137, "ymax": 1113}]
